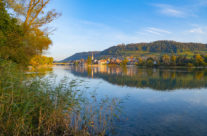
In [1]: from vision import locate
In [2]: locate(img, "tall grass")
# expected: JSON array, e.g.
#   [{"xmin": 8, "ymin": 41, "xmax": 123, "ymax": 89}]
[{"xmin": 0, "ymin": 59, "xmax": 121, "ymax": 136}]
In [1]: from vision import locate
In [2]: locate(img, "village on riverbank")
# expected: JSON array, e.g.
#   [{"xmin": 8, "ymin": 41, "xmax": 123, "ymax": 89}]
[{"xmin": 56, "ymin": 52, "xmax": 207, "ymax": 67}]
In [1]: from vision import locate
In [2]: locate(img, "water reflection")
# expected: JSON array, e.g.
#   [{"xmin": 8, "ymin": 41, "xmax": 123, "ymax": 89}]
[
  {"xmin": 68, "ymin": 65, "xmax": 207, "ymax": 90},
  {"xmin": 51, "ymin": 66, "xmax": 207, "ymax": 136},
  {"xmin": 27, "ymin": 66, "xmax": 53, "ymax": 78}
]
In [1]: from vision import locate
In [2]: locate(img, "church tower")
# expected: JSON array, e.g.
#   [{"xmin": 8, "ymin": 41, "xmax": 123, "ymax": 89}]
[{"xmin": 91, "ymin": 52, "xmax": 94, "ymax": 60}]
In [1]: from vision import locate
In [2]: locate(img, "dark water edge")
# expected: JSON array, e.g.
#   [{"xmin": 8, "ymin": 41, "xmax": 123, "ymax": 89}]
[{"xmin": 51, "ymin": 66, "xmax": 207, "ymax": 136}]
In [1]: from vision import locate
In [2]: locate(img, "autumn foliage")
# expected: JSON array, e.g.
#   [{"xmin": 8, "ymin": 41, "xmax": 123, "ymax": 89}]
[{"xmin": 0, "ymin": 0, "xmax": 58, "ymax": 66}]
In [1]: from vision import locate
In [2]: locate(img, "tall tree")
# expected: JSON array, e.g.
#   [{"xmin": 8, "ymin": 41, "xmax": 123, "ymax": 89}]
[
  {"xmin": 193, "ymin": 54, "xmax": 205, "ymax": 66},
  {"xmin": 5, "ymin": 0, "xmax": 60, "ymax": 32},
  {"xmin": 170, "ymin": 55, "xmax": 177, "ymax": 66},
  {"xmin": 121, "ymin": 57, "xmax": 128, "ymax": 66},
  {"xmin": 0, "ymin": 0, "xmax": 24, "ymax": 63},
  {"xmin": 0, "ymin": 0, "xmax": 60, "ymax": 65},
  {"xmin": 161, "ymin": 55, "xmax": 170, "ymax": 65},
  {"xmin": 87, "ymin": 56, "xmax": 92, "ymax": 65}
]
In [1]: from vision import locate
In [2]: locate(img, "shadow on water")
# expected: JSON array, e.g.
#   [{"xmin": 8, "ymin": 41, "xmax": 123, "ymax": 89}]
[{"xmin": 67, "ymin": 65, "xmax": 207, "ymax": 91}]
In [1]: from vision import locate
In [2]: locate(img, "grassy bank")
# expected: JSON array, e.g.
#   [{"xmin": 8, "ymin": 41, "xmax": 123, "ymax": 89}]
[{"xmin": 0, "ymin": 59, "xmax": 121, "ymax": 136}]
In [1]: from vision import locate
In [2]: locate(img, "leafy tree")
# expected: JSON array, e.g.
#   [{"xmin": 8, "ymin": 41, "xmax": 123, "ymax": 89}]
[
  {"xmin": 176, "ymin": 55, "xmax": 190, "ymax": 66},
  {"xmin": 0, "ymin": 1, "xmax": 24, "ymax": 63},
  {"xmin": 0, "ymin": 0, "xmax": 59, "ymax": 66},
  {"xmin": 203, "ymin": 55, "xmax": 207, "ymax": 63},
  {"xmin": 170, "ymin": 55, "xmax": 176, "ymax": 66},
  {"xmin": 121, "ymin": 57, "xmax": 128, "ymax": 66},
  {"xmin": 187, "ymin": 63, "xmax": 194, "ymax": 67},
  {"xmin": 5, "ymin": 0, "xmax": 60, "ymax": 32},
  {"xmin": 137, "ymin": 57, "xmax": 144, "ymax": 66},
  {"xmin": 193, "ymin": 54, "xmax": 205, "ymax": 66},
  {"xmin": 87, "ymin": 56, "xmax": 92, "ymax": 65},
  {"xmin": 146, "ymin": 59, "xmax": 153, "ymax": 67},
  {"xmin": 30, "ymin": 55, "xmax": 53, "ymax": 66},
  {"xmin": 161, "ymin": 55, "xmax": 170, "ymax": 65}
]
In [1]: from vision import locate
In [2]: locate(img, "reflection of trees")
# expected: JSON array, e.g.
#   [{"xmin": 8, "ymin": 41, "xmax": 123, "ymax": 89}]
[
  {"xmin": 171, "ymin": 72, "xmax": 176, "ymax": 79},
  {"xmin": 70, "ymin": 66, "xmax": 207, "ymax": 91},
  {"xmin": 195, "ymin": 71, "xmax": 204, "ymax": 80},
  {"xmin": 27, "ymin": 66, "xmax": 53, "ymax": 78},
  {"xmin": 121, "ymin": 66, "xmax": 127, "ymax": 75},
  {"xmin": 87, "ymin": 67, "xmax": 92, "ymax": 77}
]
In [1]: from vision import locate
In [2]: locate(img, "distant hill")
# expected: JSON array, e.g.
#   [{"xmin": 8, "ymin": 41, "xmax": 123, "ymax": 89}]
[
  {"xmin": 61, "ymin": 40, "xmax": 207, "ymax": 62},
  {"xmin": 61, "ymin": 51, "xmax": 100, "ymax": 62}
]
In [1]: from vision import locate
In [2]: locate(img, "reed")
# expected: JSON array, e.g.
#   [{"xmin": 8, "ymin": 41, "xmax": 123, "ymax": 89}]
[{"xmin": 0, "ymin": 59, "xmax": 121, "ymax": 136}]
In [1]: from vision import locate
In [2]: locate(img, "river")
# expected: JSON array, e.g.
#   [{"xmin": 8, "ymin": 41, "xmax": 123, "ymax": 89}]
[{"xmin": 47, "ymin": 65, "xmax": 207, "ymax": 136}]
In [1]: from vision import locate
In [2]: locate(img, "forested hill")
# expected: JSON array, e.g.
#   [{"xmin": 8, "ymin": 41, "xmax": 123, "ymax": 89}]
[
  {"xmin": 62, "ymin": 51, "xmax": 100, "ymax": 62},
  {"xmin": 62, "ymin": 41, "xmax": 207, "ymax": 61}
]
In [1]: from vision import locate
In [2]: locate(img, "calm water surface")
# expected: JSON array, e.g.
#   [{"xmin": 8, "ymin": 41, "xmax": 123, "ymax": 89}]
[{"xmin": 49, "ymin": 65, "xmax": 207, "ymax": 136}]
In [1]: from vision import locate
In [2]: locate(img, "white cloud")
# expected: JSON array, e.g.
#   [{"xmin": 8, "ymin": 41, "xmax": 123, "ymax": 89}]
[
  {"xmin": 164, "ymin": 8, "xmax": 184, "ymax": 16},
  {"xmin": 180, "ymin": 25, "xmax": 207, "ymax": 43},
  {"xmin": 154, "ymin": 4, "xmax": 186, "ymax": 17},
  {"xmin": 189, "ymin": 27, "xmax": 205, "ymax": 34},
  {"xmin": 145, "ymin": 27, "xmax": 171, "ymax": 35}
]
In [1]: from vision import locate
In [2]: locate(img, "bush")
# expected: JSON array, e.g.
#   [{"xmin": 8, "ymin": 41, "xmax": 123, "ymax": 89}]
[{"xmin": 187, "ymin": 63, "xmax": 194, "ymax": 67}]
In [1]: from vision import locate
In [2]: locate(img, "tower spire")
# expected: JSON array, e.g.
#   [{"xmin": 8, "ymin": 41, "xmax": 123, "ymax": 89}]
[{"xmin": 91, "ymin": 52, "xmax": 94, "ymax": 60}]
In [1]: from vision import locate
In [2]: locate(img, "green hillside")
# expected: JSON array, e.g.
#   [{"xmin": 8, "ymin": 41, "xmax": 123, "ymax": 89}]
[
  {"xmin": 62, "ymin": 51, "xmax": 100, "ymax": 62},
  {"xmin": 62, "ymin": 40, "xmax": 207, "ymax": 61}
]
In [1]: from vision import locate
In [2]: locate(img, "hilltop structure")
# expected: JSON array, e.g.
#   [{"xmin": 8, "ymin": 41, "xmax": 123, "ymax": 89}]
[{"xmin": 91, "ymin": 52, "xmax": 94, "ymax": 61}]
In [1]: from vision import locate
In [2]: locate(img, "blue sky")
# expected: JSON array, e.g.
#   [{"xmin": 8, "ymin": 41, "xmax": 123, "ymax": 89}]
[{"xmin": 46, "ymin": 0, "xmax": 207, "ymax": 60}]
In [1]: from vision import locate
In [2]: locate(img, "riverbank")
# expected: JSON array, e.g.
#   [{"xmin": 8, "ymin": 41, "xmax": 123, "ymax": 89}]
[
  {"xmin": 60, "ymin": 63, "xmax": 207, "ymax": 69},
  {"xmin": 0, "ymin": 60, "xmax": 120, "ymax": 136}
]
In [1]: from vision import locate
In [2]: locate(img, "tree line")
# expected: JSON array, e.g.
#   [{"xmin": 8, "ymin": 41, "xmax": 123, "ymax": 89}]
[
  {"xmin": 137, "ymin": 54, "xmax": 207, "ymax": 67},
  {"xmin": 101, "ymin": 40, "xmax": 207, "ymax": 56}
]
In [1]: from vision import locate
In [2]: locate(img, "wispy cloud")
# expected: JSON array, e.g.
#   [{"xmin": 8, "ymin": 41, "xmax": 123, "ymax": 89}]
[
  {"xmin": 188, "ymin": 25, "xmax": 207, "ymax": 34},
  {"xmin": 145, "ymin": 27, "xmax": 171, "ymax": 35},
  {"xmin": 189, "ymin": 28, "xmax": 205, "ymax": 34},
  {"xmin": 153, "ymin": 4, "xmax": 186, "ymax": 17},
  {"xmin": 182, "ymin": 25, "xmax": 207, "ymax": 43}
]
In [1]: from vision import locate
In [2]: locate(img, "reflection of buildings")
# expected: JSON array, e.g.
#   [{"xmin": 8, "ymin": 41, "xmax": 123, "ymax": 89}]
[
  {"xmin": 70, "ymin": 66, "xmax": 207, "ymax": 91},
  {"xmin": 73, "ymin": 65, "xmax": 135, "ymax": 76},
  {"xmin": 91, "ymin": 69, "xmax": 93, "ymax": 78},
  {"xmin": 98, "ymin": 60, "xmax": 107, "ymax": 65},
  {"xmin": 72, "ymin": 65, "xmax": 162, "ymax": 78}
]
